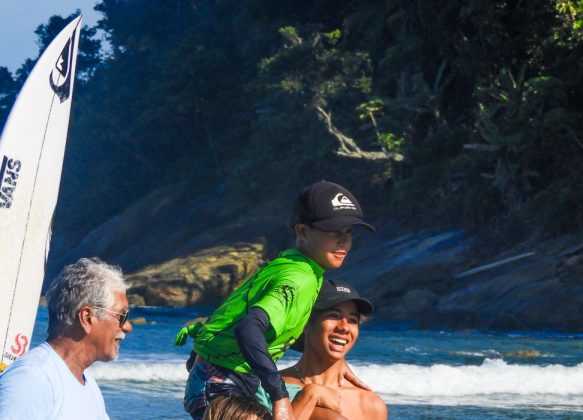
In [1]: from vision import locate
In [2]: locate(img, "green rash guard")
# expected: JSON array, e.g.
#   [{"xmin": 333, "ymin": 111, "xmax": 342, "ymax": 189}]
[{"xmin": 193, "ymin": 249, "xmax": 324, "ymax": 373}]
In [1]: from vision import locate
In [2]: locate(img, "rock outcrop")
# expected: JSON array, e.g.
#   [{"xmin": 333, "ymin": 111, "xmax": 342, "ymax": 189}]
[{"xmin": 126, "ymin": 243, "xmax": 265, "ymax": 306}]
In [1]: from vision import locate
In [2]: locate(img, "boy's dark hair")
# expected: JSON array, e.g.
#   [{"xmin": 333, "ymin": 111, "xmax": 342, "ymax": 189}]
[{"xmin": 202, "ymin": 395, "xmax": 271, "ymax": 420}]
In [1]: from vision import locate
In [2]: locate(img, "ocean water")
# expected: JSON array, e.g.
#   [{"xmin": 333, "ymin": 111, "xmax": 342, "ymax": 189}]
[{"xmin": 30, "ymin": 306, "xmax": 583, "ymax": 419}]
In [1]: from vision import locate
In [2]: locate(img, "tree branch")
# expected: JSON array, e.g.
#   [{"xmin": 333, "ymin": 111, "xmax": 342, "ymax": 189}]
[{"xmin": 315, "ymin": 106, "xmax": 388, "ymax": 160}]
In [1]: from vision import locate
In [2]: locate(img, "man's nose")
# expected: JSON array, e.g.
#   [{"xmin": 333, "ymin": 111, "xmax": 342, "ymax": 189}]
[
  {"xmin": 336, "ymin": 317, "xmax": 349, "ymax": 332},
  {"xmin": 123, "ymin": 320, "xmax": 133, "ymax": 333},
  {"xmin": 338, "ymin": 232, "xmax": 352, "ymax": 245}
]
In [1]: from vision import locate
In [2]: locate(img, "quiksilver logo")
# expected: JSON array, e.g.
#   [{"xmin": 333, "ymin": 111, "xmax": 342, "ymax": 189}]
[
  {"xmin": 331, "ymin": 193, "xmax": 356, "ymax": 211},
  {"xmin": 0, "ymin": 155, "xmax": 22, "ymax": 208},
  {"xmin": 49, "ymin": 27, "xmax": 77, "ymax": 103}
]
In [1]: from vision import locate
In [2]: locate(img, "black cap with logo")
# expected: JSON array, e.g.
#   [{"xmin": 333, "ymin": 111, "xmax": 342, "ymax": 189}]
[
  {"xmin": 290, "ymin": 181, "xmax": 374, "ymax": 232},
  {"xmin": 314, "ymin": 279, "xmax": 373, "ymax": 315},
  {"xmin": 290, "ymin": 279, "xmax": 373, "ymax": 352}
]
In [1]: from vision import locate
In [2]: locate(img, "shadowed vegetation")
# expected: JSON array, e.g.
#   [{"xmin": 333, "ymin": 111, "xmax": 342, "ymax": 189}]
[{"xmin": 2, "ymin": 0, "xmax": 583, "ymax": 260}]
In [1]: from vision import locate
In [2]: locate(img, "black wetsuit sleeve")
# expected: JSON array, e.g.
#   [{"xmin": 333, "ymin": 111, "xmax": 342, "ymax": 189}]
[{"xmin": 234, "ymin": 307, "xmax": 289, "ymax": 402}]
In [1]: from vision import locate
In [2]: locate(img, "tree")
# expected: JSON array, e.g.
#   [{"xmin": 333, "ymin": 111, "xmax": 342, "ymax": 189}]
[{"xmin": 0, "ymin": 67, "xmax": 18, "ymax": 129}]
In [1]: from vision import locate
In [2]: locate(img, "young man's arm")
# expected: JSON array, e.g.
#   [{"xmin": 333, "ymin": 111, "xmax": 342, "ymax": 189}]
[{"xmin": 234, "ymin": 307, "xmax": 296, "ymax": 420}]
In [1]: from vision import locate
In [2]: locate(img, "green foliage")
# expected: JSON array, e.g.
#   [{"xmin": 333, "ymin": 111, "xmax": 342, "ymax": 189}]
[
  {"xmin": 324, "ymin": 29, "xmax": 342, "ymax": 44},
  {"xmin": 259, "ymin": 24, "xmax": 372, "ymax": 108},
  {"xmin": 378, "ymin": 133, "xmax": 404, "ymax": 157},
  {"xmin": 556, "ymin": 0, "xmax": 583, "ymax": 29},
  {"xmin": 4, "ymin": 0, "xmax": 581, "ymax": 254},
  {"xmin": 357, "ymin": 99, "xmax": 405, "ymax": 159},
  {"xmin": 472, "ymin": 67, "xmax": 581, "ymax": 215},
  {"xmin": 278, "ymin": 26, "xmax": 302, "ymax": 46},
  {"xmin": 0, "ymin": 67, "xmax": 18, "ymax": 128}
]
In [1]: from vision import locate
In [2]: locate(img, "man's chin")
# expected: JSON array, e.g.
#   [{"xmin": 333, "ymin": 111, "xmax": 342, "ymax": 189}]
[
  {"xmin": 327, "ymin": 260, "xmax": 345, "ymax": 269},
  {"xmin": 331, "ymin": 254, "xmax": 347, "ymax": 266},
  {"xmin": 100, "ymin": 350, "xmax": 119, "ymax": 362}
]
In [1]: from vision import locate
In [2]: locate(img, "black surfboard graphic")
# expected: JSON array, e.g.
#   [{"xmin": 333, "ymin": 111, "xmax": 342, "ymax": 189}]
[{"xmin": 49, "ymin": 28, "xmax": 77, "ymax": 103}]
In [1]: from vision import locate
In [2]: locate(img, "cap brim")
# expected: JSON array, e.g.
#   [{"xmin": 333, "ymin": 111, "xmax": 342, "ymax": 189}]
[
  {"xmin": 314, "ymin": 297, "xmax": 374, "ymax": 316},
  {"xmin": 355, "ymin": 299, "xmax": 374, "ymax": 315},
  {"xmin": 311, "ymin": 217, "xmax": 375, "ymax": 232}
]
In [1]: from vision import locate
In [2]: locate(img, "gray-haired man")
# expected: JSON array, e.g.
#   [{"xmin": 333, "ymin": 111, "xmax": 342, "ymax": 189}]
[{"xmin": 0, "ymin": 258, "xmax": 132, "ymax": 419}]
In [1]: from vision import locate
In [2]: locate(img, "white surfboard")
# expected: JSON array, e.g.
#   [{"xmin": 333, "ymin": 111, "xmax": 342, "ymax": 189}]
[{"xmin": 0, "ymin": 16, "xmax": 82, "ymax": 372}]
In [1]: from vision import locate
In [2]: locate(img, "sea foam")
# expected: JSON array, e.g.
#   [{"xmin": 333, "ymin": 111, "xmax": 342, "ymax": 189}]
[
  {"xmin": 354, "ymin": 359, "xmax": 583, "ymax": 410},
  {"xmin": 89, "ymin": 358, "xmax": 583, "ymax": 409},
  {"xmin": 91, "ymin": 358, "xmax": 583, "ymax": 395},
  {"xmin": 90, "ymin": 361, "xmax": 189, "ymax": 382},
  {"xmin": 354, "ymin": 358, "xmax": 583, "ymax": 396}
]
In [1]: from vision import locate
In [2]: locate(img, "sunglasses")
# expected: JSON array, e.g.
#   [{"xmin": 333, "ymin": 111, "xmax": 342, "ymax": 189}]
[{"xmin": 90, "ymin": 306, "xmax": 130, "ymax": 327}]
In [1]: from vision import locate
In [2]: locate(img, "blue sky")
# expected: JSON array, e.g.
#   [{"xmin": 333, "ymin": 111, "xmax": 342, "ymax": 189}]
[{"xmin": 0, "ymin": 0, "xmax": 102, "ymax": 73}]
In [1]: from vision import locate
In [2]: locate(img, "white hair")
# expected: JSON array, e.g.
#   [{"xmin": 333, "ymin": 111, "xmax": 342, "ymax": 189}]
[{"xmin": 46, "ymin": 257, "xmax": 129, "ymax": 338}]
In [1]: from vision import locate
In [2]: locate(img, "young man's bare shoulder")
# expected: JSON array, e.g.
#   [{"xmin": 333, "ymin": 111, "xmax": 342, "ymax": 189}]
[
  {"xmin": 340, "ymin": 388, "xmax": 387, "ymax": 419},
  {"xmin": 365, "ymin": 391, "xmax": 387, "ymax": 418}
]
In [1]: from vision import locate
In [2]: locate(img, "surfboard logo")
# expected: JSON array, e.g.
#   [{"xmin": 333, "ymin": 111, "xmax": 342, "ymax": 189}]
[
  {"xmin": 49, "ymin": 27, "xmax": 77, "ymax": 103},
  {"xmin": 10, "ymin": 333, "xmax": 29, "ymax": 357},
  {"xmin": 0, "ymin": 155, "xmax": 22, "ymax": 208}
]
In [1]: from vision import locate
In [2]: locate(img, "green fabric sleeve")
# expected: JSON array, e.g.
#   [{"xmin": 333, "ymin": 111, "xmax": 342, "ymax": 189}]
[{"xmin": 252, "ymin": 273, "xmax": 305, "ymax": 337}]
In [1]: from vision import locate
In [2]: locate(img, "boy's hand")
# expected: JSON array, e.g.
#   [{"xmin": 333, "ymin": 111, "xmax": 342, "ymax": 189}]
[
  {"xmin": 273, "ymin": 397, "xmax": 296, "ymax": 420},
  {"xmin": 338, "ymin": 360, "xmax": 371, "ymax": 391},
  {"xmin": 303, "ymin": 383, "xmax": 341, "ymax": 412}
]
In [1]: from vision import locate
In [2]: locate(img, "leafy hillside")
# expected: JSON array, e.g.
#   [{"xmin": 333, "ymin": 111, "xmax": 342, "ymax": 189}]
[{"xmin": 2, "ymin": 0, "xmax": 583, "ymax": 273}]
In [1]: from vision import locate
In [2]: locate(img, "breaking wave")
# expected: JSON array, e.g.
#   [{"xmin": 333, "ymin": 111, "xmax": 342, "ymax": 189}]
[{"xmin": 90, "ymin": 357, "xmax": 583, "ymax": 409}]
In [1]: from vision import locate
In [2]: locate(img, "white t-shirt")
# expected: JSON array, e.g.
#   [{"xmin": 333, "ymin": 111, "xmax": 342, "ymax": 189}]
[{"xmin": 0, "ymin": 341, "xmax": 109, "ymax": 420}]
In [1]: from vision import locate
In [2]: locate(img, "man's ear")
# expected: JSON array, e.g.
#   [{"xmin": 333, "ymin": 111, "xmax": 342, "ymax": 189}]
[
  {"xmin": 78, "ymin": 307, "xmax": 93, "ymax": 334},
  {"xmin": 303, "ymin": 316, "xmax": 315, "ymax": 335}
]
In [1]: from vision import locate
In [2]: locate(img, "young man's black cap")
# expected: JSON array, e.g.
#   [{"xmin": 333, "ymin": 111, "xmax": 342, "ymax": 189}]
[
  {"xmin": 314, "ymin": 279, "xmax": 373, "ymax": 315},
  {"xmin": 291, "ymin": 279, "xmax": 374, "ymax": 352}
]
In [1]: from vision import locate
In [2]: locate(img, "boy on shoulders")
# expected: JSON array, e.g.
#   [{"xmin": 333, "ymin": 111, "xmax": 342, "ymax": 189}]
[{"xmin": 176, "ymin": 181, "xmax": 374, "ymax": 420}]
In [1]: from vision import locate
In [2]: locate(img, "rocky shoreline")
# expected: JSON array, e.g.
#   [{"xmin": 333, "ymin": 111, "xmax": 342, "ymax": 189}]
[
  {"xmin": 47, "ymin": 189, "xmax": 583, "ymax": 333},
  {"xmin": 125, "ymin": 226, "xmax": 583, "ymax": 333}
]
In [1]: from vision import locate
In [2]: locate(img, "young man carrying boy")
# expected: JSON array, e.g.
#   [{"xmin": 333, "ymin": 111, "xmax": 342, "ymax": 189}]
[
  {"xmin": 262, "ymin": 279, "xmax": 388, "ymax": 420},
  {"xmin": 175, "ymin": 181, "xmax": 374, "ymax": 420}
]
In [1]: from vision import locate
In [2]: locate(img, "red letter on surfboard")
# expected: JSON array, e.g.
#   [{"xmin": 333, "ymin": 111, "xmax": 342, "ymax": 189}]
[{"xmin": 10, "ymin": 333, "xmax": 29, "ymax": 356}]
